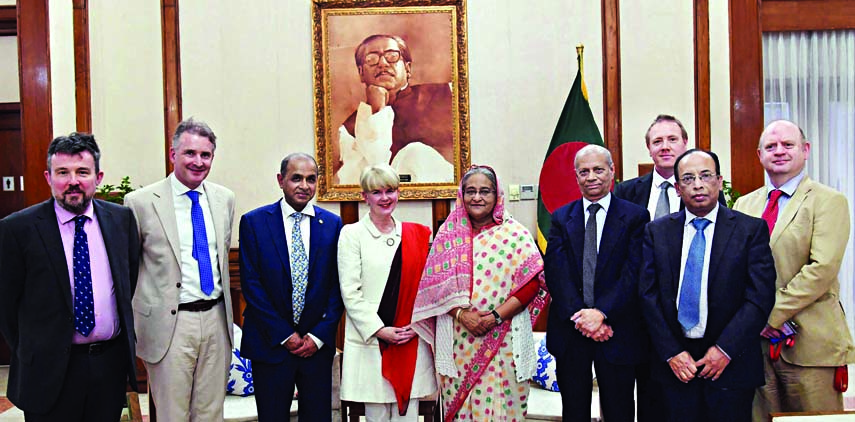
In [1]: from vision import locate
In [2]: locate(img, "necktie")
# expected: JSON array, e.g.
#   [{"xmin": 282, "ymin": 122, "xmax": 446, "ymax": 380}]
[
  {"xmin": 290, "ymin": 212, "xmax": 309, "ymax": 324},
  {"xmin": 187, "ymin": 191, "xmax": 214, "ymax": 296},
  {"xmin": 678, "ymin": 218, "xmax": 711, "ymax": 331},
  {"xmin": 73, "ymin": 216, "xmax": 95, "ymax": 336},
  {"xmin": 761, "ymin": 189, "xmax": 785, "ymax": 234},
  {"xmin": 582, "ymin": 203, "xmax": 602, "ymax": 308},
  {"xmin": 654, "ymin": 181, "xmax": 672, "ymax": 219}
]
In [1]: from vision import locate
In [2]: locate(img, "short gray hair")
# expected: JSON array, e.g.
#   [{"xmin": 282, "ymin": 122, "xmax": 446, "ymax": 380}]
[
  {"xmin": 172, "ymin": 118, "xmax": 217, "ymax": 151},
  {"xmin": 759, "ymin": 119, "xmax": 807, "ymax": 148},
  {"xmin": 461, "ymin": 166, "xmax": 497, "ymax": 191},
  {"xmin": 574, "ymin": 144, "xmax": 613, "ymax": 168}
]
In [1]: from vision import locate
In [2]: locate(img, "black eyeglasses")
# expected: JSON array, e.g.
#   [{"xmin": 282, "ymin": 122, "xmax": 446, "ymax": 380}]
[
  {"xmin": 364, "ymin": 50, "xmax": 402, "ymax": 66},
  {"xmin": 679, "ymin": 172, "xmax": 718, "ymax": 186}
]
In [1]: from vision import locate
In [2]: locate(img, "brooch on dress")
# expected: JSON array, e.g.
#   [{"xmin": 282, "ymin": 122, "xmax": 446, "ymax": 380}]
[{"xmin": 386, "ymin": 238, "xmax": 395, "ymax": 247}]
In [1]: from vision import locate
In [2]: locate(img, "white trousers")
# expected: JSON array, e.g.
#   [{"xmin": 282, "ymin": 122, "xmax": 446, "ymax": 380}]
[{"xmin": 364, "ymin": 398, "xmax": 419, "ymax": 422}]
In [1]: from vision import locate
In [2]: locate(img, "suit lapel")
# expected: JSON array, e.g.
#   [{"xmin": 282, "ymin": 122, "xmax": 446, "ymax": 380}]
[
  {"xmin": 708, "ymin": 206, "xmax": 735, "ymax": 284},
  {"xmin": 666, "ymin": 211, "xmax": 686, "ymax": 299},
  {"xmin": 203, "ymin": 183, "xmax": 228, "ymax": 269},
  {"xmin": 639, "ymin": 172, "xmax": 653, "ymax": 204},
  {"xmin": 151, "ymin": 180, "xmax": 182, "ymax": 266},
  {"xmin": 566, "ymin": 201, "xmax": 586, "ymax": 277},
  {"xmin": 307, "ymin": 206, "xmax": 323, "ymax": 276},
  {"xmin": 35, "ymin": 201, "xmax": 74, "ymax": 313},
  {"xmin": 266, "ymin": 201, "xmax": 292, "ymax": 280},
  {"xmin": 596, "ymin": 200, "xmax": 624, "ymax": 277},
  {"xmin": 771, "ymin": 178, "xmax": 810, "ymax": 246},
  {"xmin": 94, "ymin": 201, "xmax": 125, "ymax": 300}
]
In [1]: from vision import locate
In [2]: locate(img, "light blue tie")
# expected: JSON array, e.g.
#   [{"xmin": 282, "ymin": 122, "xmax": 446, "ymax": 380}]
[
  {"xmin": 187, "ymin": 191, "xmax": 214, "ymax": 296},
  {"xmin": 678, "ymin": 217, "xmax": 711, "ymax": 331},
  {"xmin": 290, "ymin": 212, "xmax": 308, "ymax": 324}
]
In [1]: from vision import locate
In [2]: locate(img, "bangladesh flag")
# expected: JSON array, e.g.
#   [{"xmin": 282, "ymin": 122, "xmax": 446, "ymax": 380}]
[{"xmin": 537, "ymin": 47, "xmax": 604, "ymax": 252}]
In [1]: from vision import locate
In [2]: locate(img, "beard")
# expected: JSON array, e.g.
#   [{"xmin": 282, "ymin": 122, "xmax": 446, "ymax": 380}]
[{"xmin": 56, "ymin": 188, "xmax": 93, "ymax": 214}]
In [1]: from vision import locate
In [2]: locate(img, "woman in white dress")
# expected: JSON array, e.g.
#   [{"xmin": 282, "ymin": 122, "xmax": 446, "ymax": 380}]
[{"xmin": 337, "ymin": 164, "xmax": 437, "ymax": 421}]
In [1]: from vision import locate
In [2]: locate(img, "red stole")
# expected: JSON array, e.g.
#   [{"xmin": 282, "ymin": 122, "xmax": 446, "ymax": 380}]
[{"xmin": 380, "ymin": 222, "xmax": 431, "ymax": 415}]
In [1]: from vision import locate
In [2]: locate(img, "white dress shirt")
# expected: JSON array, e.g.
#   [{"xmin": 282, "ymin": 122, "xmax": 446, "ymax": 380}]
[
  {"xmin": 646, "ymin": 170, "xmax": 680, "ymax": 220},
  {"xmin": 280, "ymin": 199, "xmax": 323, "ymax": 349},
  {"xmin": 170, "ymin": 174, "xmax": 223, "ymax": 304},
  {"xmin": 676, "ymin": 204, "xmax": 718, "ymax": 339}
]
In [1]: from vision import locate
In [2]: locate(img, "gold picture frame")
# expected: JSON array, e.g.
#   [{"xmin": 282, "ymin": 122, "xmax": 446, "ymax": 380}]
[{"xmin": 311, "ymin": 0, "xmax": 470, "ymax": 201}]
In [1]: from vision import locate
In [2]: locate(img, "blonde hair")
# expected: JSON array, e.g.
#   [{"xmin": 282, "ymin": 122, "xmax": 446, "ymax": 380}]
[{"xmin": 360, "ymin": 164, "xmax": 399, "ymax": 192}]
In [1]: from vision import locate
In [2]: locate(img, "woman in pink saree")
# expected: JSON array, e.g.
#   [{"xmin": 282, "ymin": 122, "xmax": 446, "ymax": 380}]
[{"xmin": 411, "ymin": 166, "xmax": 549, "ymax": 421}]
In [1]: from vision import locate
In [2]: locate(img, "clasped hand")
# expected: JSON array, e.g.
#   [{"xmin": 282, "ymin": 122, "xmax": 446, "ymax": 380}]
[
  {"xmin": 459, "ymin": 309, "xmax": 497, "ymax": 337},
  {"xmin": 284, "ymin": 333, "xmax": 318, "ymax": 358},
  {"xmin": 375, "ymin": 326, "xmax": 417, "ymax": 345},
  {"xmin": 669, "ymin": 346, "xmax": 730, "ymax": 383},
  {"xmin": 571, "ymin": 308, "xmax": 613, "ymax": 342}
]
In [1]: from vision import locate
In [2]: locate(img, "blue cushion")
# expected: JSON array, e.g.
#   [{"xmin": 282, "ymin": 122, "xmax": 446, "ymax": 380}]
[
  {"xmin": 227, "ymin": 324, "xmax": 254, "ymax": 396},
  {"xmin": 532, "ymin": 334, "xmax": 560, "ymax": 392}
]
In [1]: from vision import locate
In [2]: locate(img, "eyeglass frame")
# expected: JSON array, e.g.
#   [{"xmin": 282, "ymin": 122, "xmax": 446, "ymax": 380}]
[
  {"xmin": 363, "ymin": 50, "xmax": 403, "ymax": 66},
  {"xmin": 463, "ymin": 188, "xmax": 496, "ymax": 198},
  {"xmin": 678, "ymin": 171, "xmax": 720, "ymax": 186}
]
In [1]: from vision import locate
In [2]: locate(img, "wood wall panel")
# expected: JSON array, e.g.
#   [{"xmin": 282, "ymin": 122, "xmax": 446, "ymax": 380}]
[
  {"xmin": 761, "ymin": 0, "xmax": 855, "ymax": 31},
  {"xmin": 18, "ymin": 0, "xmax": 52, "ymax": 206},
  {"xmin": 601, "ymin": 0, "xmax": 623, "ymax": 180},
  {"xmin": 0, "ymin": 5, "xmax": 15, "ymax": 36},
  {"xmin": 73, "ymin": 0, "xmax": 92, "ymax": 133},
  {"xmin": 728, "ymin": 0, "xmax": 764, "ymax": 193},
  {"xmin": 694, "ymin": 0, "xmax": 711, "ymax": 151},
  {"xmin": 161, "ymin": 0, "xmax": 182, "ymax": 174}
]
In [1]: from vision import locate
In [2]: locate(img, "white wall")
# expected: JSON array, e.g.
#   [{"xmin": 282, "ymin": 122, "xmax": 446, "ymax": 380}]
[
  {"xmin": 43, "ymin": 0, "xmax": 733, "ymax": 244},
  {"xmin": 619, "ymin": 1, "xmax": 696, "ymax": 180},
  {"xmin": 0, "ymin": 36, "xmax": 18, "ymax": 102},
  {"xmin": 88, "ymin": 1, "xmax": 166, "ymax": 187},
  {"xmin": 49, "ymin": 0, "xmax": 76, "ymax": 135}
]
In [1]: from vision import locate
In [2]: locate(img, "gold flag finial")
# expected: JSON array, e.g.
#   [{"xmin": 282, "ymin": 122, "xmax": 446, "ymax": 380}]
[{"xmin": 576, "ymin": 44, "xmax": 585, "ymax": 76}]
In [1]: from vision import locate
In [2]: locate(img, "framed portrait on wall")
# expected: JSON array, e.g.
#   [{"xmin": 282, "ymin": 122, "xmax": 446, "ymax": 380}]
[{"xmin": 311, "ymin": 0, "xmax": 470, "ymax": 201}]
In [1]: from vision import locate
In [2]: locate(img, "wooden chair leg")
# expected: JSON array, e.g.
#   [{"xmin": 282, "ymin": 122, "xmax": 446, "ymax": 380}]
[{"xmin": 126, "ymin": 392, "xmax": 143, "ymax": 422}]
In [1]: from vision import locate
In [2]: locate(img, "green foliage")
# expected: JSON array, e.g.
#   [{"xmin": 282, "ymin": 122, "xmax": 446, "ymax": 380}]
[
  {"xmin": 723, "ymin": 180, "xmax": 741, "ymax": 208},
  {"xmin": 96, "ymin": 176, "xmax": 136, "ymax": 204}
]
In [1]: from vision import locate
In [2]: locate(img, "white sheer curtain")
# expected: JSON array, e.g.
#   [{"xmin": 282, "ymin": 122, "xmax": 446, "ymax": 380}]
[{"xmin": 763, "ymin": 30, "xmax": 855, "ymax": 339}]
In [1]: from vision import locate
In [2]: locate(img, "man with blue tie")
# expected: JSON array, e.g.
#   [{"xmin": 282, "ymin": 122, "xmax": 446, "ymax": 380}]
[
  {"xmin": 0, "ymin": 133, "xmax": 140, "ymax": 421},
  {"xmin": 125, "ymin": 119, "xmax": 236, "ymax": 421},
  {"xmin": 640, "ymin": 149, "xmax": 776, "ymax": 422},
  {"xmin": 239, "ymin": 153, "xmax": 344, "ymax": 421}
]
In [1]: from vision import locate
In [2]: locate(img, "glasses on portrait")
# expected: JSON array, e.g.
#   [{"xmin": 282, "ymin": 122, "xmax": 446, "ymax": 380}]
[
  {"xmin": 363, "ymin": 50, "xmax": 402, "ymax": 66},
  {"xmin": 575, "ymin": 168, "xmax": 608, "ymax": 178},
  {"xmin": 678, "ymin": 172, "xmax": 719, "ymax": 186},
  {"xmin": 464, "ymin": 188, "xmax": 495, "ymax": 198}
]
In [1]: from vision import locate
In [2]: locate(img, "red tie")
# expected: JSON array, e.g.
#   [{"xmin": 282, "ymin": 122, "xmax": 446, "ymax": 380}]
[{"xmin": 761, "ymin": 189, "xmax": 784, "ymax": 234}]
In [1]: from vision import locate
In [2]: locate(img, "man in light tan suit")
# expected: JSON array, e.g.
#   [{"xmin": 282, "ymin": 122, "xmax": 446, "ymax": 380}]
[
  {"xmin": 733, "ymin": 119, "xmax": 855, "ymax": 420},
  {"xmin": 125, "ymin": 118, "xmax": 235, "ymax": 421}
]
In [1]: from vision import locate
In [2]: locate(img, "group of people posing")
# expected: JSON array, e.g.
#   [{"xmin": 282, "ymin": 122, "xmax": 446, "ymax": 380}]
[{"xmin": 0, "ymin": 113, "xmax": 852, "ymax": 422}]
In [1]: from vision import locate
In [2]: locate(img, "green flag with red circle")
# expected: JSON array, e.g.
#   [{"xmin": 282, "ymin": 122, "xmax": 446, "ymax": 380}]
[{"xmin": 537, "ymin": 47, "xmax": 604, "ymax": 253}]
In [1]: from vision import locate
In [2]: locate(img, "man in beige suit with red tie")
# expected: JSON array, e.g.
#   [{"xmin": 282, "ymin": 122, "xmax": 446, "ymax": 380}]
[
  {"xmin": 734, "ymin": 120, "xmax": 855, "ymax": 420},
  {"xmin": 125, "ymin": 118, "xmax": 236, "ymax": 421}
]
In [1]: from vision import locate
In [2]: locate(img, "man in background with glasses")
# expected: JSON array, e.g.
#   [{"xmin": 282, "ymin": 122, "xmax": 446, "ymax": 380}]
[
  {"xmin": 733, "ymin": 120, "xmax": 855, "ymax": 420},
  {"xmin": 336, "ymin": 34, "xmax": 454, "ymax": 184},
  {"xmin": 641, "ymin": 149, "xmax": 775, "ymax": 422}
]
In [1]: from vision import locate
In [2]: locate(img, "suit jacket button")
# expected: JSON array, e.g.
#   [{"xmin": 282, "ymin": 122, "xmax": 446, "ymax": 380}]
[
  {"xmin": 176, "ymin": 283, "xmax": 181, "ymax": 288},
  {"xmin": 171, "ymin": 309, "xmax": 177, "ymax": 315}
]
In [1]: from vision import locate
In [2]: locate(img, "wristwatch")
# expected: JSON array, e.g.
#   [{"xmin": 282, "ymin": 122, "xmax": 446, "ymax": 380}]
[{"xmin": 491, "ymin": 310, "xmax": 503, "ymax": 325}]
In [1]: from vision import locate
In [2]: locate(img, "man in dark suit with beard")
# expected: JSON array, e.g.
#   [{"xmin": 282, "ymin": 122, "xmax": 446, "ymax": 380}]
[
  {"xmin": 640, "ymin": 149, "xmax": 775, "ymax": 422},
  {"xmin": 0, "ymin": 133, "xmax": 139, "ymax": 421}
]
